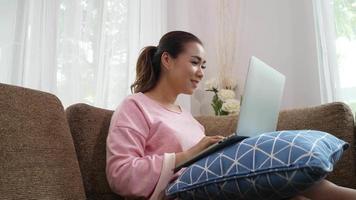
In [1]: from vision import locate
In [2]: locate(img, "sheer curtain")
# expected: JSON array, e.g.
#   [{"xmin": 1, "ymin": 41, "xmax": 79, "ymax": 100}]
[
  {"xmin": 0, "ymin": 0, "xmax": 58, "ymax": 93},
  {"xmin": 312, "ymin": 0, "xmax": 339, "ymax": 103},
  {"xmin": 313, "ymin": 0, "xmax": 356, "ymax": 112},
  {"xmin": 0, "ymin": 0, "xmax": 167, "ymax": 110},
  {"xmin": 57, "ymin": 0, "xmax": 167, "ymax": 109}
]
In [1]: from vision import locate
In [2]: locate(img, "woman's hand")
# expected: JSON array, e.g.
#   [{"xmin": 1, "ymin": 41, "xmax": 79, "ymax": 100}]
[
  {"xmin": 186, "ymin": 135, "xmax": 225, "ymax": 156},
  {"xmin": 175, "ymin": 135, "xmax": 225, "ymax": 167}
]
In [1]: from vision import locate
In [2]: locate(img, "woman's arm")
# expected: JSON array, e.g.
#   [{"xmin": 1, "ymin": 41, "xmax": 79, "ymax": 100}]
[{"xmin": 106, "ymin": 125, "xmax": 166, "ymax": 199}]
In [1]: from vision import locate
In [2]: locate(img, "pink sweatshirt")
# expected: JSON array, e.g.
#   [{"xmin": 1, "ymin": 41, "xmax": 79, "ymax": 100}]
[{"xmin": 106, "ymin": 92, "xmax": 205, "ymax": 199}]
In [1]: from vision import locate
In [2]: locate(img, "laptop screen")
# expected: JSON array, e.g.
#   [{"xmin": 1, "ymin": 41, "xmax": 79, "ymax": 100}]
[{"xmin": 236, "ymin": 56, "xmax": 285, "ymax": 137}]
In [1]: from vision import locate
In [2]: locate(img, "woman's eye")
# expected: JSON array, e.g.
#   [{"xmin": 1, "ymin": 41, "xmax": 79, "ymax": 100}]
[{"xmin": 191, "ymin": 61, "xmax": 206, "ymax": 69}]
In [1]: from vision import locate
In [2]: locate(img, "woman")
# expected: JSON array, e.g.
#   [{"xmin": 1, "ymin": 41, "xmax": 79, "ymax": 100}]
[{"xmin": 106, "ymin": 31, "xmax": 356, "ymax": 200}]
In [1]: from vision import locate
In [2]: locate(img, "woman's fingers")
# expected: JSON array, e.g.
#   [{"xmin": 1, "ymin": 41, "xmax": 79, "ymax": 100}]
[
  {"xmin": 193, "ymin": 135, "xmax": 227, "ymax": 152},
  {"xmin": 205, "ymin": 135, "xmax": 225, "ymax": 145},
  {"xmin": 208, "ymin": 135, "xmax": 225, "ymax": 139}
]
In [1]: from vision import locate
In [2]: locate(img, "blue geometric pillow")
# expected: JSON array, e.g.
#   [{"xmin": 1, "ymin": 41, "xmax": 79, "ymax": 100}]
[{"xmin": 166, "ymin": 130, "xmax": 348, "ymax": 200}]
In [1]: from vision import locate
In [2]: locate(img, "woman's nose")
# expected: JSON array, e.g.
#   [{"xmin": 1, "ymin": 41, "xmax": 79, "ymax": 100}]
[{"xmin": 196, "ymin": 66, "xmax": 204, "ymax": 78}]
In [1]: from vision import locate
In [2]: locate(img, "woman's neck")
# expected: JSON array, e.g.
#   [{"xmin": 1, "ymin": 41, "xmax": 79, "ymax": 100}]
[
  {"xmin": 144, "ymin": 90, "xmax": 177, "ymax": 106},
  {"xmin": 144, "ymin": 81, "xmax": 178, "ymax": 106}
]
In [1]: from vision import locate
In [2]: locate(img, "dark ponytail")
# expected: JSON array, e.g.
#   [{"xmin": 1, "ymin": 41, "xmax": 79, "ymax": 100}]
[
  {"xmin": 130, "ymin": 46, "xmax": 160, "ymax": 93},
  {"xmin": 130, "ymin": 31, "xmax": 203, "ymax": 94}
]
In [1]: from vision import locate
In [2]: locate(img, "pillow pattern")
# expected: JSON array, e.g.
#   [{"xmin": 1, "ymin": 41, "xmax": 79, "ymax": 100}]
[{"xmin": 166, "ymin": 130, "xmax": 348, "ymax": 200}]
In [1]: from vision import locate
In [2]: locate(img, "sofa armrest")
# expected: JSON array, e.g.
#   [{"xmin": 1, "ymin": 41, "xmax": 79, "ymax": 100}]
[
  {"xmin": 0, "ymin": 83, "xmax": 86, "ymax": 199},
  {"xmin": 277, "ymin": 102, "xmax": 354, "ymax": 139}
]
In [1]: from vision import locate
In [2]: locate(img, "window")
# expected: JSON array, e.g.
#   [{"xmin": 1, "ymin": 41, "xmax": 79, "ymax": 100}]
[{"xmin": 333, "ymin": 0, "xmax": 356, "ymax": 112}]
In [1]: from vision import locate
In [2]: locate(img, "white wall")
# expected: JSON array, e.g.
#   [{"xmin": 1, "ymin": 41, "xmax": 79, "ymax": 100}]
[
  {"xmin": 167, "ymin": 0, "xmax": 323, "ymax": 116},
  {"xmin": 236, "ymin": 0, "xmax": 321, "ymax": 109}
]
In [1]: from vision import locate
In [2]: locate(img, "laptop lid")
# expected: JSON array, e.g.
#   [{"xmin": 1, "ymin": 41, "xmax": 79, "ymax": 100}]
[{"xmin": 236, "ymin": 56, "xmax": 285, "ymax": 137}]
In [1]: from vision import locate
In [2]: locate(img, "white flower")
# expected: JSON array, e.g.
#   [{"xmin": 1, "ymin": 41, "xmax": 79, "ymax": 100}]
[
  {"xmin": 221, "ymin": 77, "xmax": 237, "ymax": 90},
  {"xmin": 221, "ymin": 99, "xmax": 240, "ymax": 114},
  {"xmin": 204, "ymin": 78, "xmax": 219, "ymax": 90},
  {"xmin": 217, "ymin": 89, "xmax": 235, "ymax": 101}
]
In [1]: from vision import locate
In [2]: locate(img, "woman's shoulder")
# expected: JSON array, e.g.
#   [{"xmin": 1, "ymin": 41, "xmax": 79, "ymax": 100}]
[
  {"xmin": 113, "ymin": 92, "xmax": 160, "ymax": 120},
  {"xmin": 111, "ymin": 93, "xmax": 151, "ymax": 132},
  {"xmin": 116, "ymin": 92, "xmax": 145, "ymax": 109}
]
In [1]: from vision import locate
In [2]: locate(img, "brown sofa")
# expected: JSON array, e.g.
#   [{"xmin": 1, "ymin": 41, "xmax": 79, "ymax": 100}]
[{"xmin": 1, "ymin": 82, "xmax": 355, "ymax": 199}]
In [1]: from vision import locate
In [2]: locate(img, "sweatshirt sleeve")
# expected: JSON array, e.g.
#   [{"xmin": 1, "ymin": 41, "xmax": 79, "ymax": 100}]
[{"xmin": 106, "ymin": 99, "xmax": 175, "ymax": 199}]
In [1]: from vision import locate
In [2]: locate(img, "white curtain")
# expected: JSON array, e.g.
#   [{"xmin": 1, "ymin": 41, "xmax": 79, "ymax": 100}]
[
  {"xmin": 312, "ymin": 0, "xmax": 339, "ymax": 103},
  {"xmin": 313, "ymin": 0, "xmax": 356, "ymax": 111},
  {"xmin": 216, "ymin": 0, "xmax": 240, "ymax": 91},
  {"xmin": 0, "ymin": 0, "xmax": 59, "ymax": 93},
  {"xmin": 0, "ymin": 0, "xmax": 167, "ymax": 110}
]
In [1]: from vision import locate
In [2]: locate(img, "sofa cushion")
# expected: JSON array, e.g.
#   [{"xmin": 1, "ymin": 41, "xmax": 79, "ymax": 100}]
[
  {"xmin": 166, "ymin": 130, "xmax": 348, "ymax": 200},
  {"xmin": 195, "ymin": 102, "xmax": 356, "ymax": 188},
  {"xmin": 0, "ymin": 83, "xmax": 86, "ymax": 199},
  {"xmin": 65, "ymin": 103, "xmax": 123, "ymax": 200}
]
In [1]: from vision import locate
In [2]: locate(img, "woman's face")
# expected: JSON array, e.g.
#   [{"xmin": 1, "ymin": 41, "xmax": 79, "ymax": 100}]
[{"xmin": 166, "ymin": 42, "xmax": 206, "ymax": 95}]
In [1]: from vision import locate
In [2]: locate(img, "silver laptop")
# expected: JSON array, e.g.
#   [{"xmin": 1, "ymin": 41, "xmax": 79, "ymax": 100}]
[{"xmin": 174, "ymin": 56, "xmax": 286, "ymax": 172}]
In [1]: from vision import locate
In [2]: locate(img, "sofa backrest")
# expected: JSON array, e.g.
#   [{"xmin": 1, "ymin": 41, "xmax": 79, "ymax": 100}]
[
  {"xmin": 66, "ymin": 101, "xmax": 356, "ymax": 198},
  {"xmin": 0, "ymin": 83, "xmax": 86, "ymax": 199},
  {"xmin": 65, "ymin": 103, "xmax": 122, "ymax": 200}
]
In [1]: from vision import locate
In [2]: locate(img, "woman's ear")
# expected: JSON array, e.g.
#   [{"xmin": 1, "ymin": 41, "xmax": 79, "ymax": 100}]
[{"xmin": 161, "ymin": 52, "xmax": 173, "ymax": 71}]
